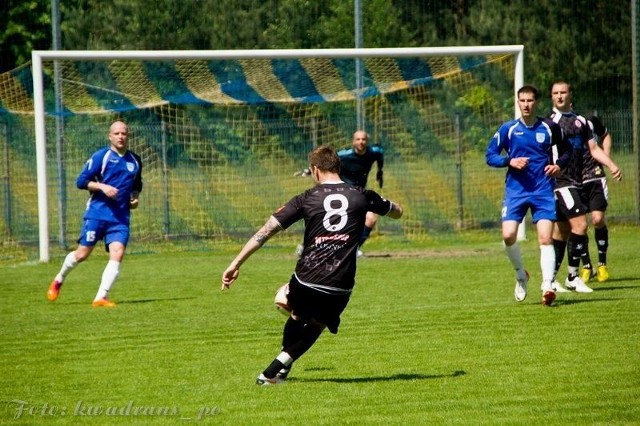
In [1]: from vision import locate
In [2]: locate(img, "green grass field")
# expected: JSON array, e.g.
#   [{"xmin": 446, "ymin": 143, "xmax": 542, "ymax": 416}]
[{"xmin": 1, "ymin": 227, "xmax": 639, "ymax": 425}]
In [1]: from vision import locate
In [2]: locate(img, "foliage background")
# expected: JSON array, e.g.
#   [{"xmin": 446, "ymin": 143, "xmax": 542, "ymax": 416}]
[{"xmin": 0, "ymin": 0, "xmax": 632, "ymax": 112}]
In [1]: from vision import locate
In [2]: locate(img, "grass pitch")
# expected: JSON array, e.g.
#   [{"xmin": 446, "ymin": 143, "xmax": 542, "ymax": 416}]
[{"xmin": 1, "ymin": 227, "xmax": 639, "ymax": 425}]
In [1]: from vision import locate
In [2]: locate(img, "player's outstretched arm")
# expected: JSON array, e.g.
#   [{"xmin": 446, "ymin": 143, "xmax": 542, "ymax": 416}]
[
  {"xmin": 221, "ymin": 216, "xmax": 282, "ymax": 290},
  {"xmin": 588, "ymin": 141, "xmax": 622, "ymax": 181}
]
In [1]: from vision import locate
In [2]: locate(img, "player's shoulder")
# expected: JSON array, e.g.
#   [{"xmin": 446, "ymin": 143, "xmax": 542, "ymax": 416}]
[
  {"xmin": 498, "ymin": 118, "xmax": 520, "ymax": 133},
  {"xmin": 368, "ymin": 145, "xmax": 384, "ymax": 154},
  {"xmin": 337, "ymin": 147, "xmax": 354, "ymax": 157},
  {"xmin": 127, "ymin": 150, "xmax": 142, "ymax": 163}
]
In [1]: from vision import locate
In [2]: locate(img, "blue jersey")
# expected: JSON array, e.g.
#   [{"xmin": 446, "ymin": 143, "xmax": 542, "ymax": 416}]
[
  {"xmin": 337, "ymin": 145, "xmax": 384, "ymax": 188},
  {"xmin": 486, "ymin": 117, "xmax": 569, "ymax": 198},
  {"xmin": 76, "ymin": 147, "xmax": 143, "ymax": 225}
]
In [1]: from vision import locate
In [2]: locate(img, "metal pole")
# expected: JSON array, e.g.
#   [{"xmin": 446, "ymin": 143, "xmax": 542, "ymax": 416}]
[
  {"xmin": 2, "ymin": 123, "xmax": 11, "ymax": 239},
  {"xmin": 52, "ymin": 0, "xmax": 67, "ymax": 249},
  {"xmin": 161, "ymin": 121, "xmax": 171, "ymax": 239},
  {"xmin": 455, "ymin": 114, "xmax": 464, "ymax": 229},
  {"xmin": 354, "ymin": 0, "xmax": 364, "ymax": 130},
  {"xmin": 632, "ymin": 0, "xmax": 640, "ymax": 221}
]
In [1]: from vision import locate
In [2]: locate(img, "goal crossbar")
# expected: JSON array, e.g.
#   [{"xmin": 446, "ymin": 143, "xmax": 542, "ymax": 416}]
[{"xmin": 32, "ymin": 46, "xmax": 524, "ymax": 261}]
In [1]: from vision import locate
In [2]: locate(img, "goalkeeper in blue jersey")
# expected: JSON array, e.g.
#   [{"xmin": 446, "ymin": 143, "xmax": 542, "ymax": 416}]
[
  {"xmin": 486, "ymin": 85, "xmax": 571, "ymax": 306},
  {"xmin": 47, "ymin": 121, "xmax": 143, "ymax": 308},
  {"xmin": 337, "ymin": 130, "xmax": 384, "ymax": 256}
]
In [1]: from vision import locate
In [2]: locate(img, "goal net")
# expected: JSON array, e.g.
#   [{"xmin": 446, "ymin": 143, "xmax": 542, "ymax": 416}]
[{"xmin": 2, "ymin": 47, "xmax": 523, "ymax": 262}]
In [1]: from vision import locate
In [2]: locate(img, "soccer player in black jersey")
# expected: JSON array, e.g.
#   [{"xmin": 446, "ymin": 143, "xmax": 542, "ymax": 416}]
[
  {"xmin": 579, "ymin": 115, "xmax": 613, "ymax": 283},
  {"xmin": 337, "ymin": 130, "xmax": 384, "ymax": 256},
  {"xmin": 548, "ymin": 81, "xmax": 621, "ymax": 294},
  {"xmin": 221, "ymin": 145, "xmax": 403, "ymax": 385}
]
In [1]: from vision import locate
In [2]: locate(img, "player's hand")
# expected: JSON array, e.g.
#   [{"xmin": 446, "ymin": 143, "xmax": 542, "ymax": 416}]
[
  {"xmin": 544, "ymin": 164, "xmax": 560, "ymax": 177},
  {"xmin": 610, "ymin": 167, "xmax": 622, "ymax": 181},
  {"xmin": 376, "ymin": 170, "xmax": 384, "ymax": 188},
  {"xmin": 509, "ymin": 157, "xmax": 529, "ymax": 170},
  {"xmin": 221, "ymin": 266, "xmax": 239, "ymax": 290},
  {"xmin": 294, "ymin": 168, "xmax": 311, "ymax": 177},
  {"xmin": 100, "ymin": 184, "xmax": 119, "ymax": 199}
]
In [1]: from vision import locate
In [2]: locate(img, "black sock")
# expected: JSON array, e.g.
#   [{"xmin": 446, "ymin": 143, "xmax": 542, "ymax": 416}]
[
  {"xmin": 581, "ymin": 234, "xmax": 592, "ymax": 270},
  {"xmin": 262, "ymin": 360, "xmax": 286, "ymax": 379},
  {"xmin": 282, "ymin": 316, "xmax": 306, "ymax": 349},
  {"xmin": 284, "ymin": 323, "xmax": 324, "ymax": 361},
  {"xmin": 553, "ymin": 238, "xmax": 567, "ymax": 277},
  {"xmin": 567, "ymin": 233, "xmax": 588, "ymax": 269},
  {"xmin": 595, "ymin": 226, "xmax": 608, "ymax": 265}
]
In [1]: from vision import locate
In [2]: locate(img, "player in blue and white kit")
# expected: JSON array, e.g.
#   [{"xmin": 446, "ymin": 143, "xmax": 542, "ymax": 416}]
[
  {"xmin": 222, "ymin": 145, "xmax": 402, "ymax": 385},
  {"xmin": 337, "ymin": 130, "xmax": 384, "ymax": 255},
  {"xmin": 486, "ymin": 85, "xmax": 571, "ymax": 305},
  {"xmin": 47, "ymin": 121, "xmax": 143, "ymax": 307}
]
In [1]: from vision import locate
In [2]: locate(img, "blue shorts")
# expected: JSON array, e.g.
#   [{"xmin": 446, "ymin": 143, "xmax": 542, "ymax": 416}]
[
  {"xmin": 502, "ymin": 194, "xmax": 556, "ymax": 223},
  {"xmin": 78, "ymin": 219, "xmax": 130, "ymax": 251}
]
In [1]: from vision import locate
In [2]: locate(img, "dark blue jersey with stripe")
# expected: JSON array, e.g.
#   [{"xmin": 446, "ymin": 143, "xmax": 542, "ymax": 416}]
[{"xmin": 337, "ymin": 145, "xmax": 384, "ymax": 188}]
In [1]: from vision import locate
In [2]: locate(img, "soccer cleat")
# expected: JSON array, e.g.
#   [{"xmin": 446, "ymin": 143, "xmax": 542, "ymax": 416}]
[
  {"xmin": 597, "ymin": 264, "xmax": 610, "ymax": 282},
  {"xmin": 579, "ymin": 266, "xmax": 595, "ymax": 283},
  {"xmin": 276, "ymin": 366, "xmax": 291, "ymax": 380},
  {"xmin": 91, "ymin": 298, "xmax": 117, "ymax": 308},
  {"xmin": 565, "ymin": 276, "xmax": 593, "ymax": 293},
  {"xmin": 541, "ymin": 282, "xmax": 556, "ymax": 306},
  {"xmin": 256, "ymin": 373, "xmax": 283, "ymax": 386},
  {"xmin": 47, "ymin": 280, "xmax": 62, "ymax": 301},
  {"xmin": 514, "ymin": 270, "xmax": 530, "ymax": 302},
  {"xmin": 550, "ymin": 280, "xmax": 571, "ymax": 293}
]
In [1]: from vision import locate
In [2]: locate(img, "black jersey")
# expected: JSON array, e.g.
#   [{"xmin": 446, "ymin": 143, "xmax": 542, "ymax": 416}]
[
  {"xmin": 549, "ymin": 109, "xmax": 594, "ymax": 189},
  {"xmin": 273, "ymin": 182, "xmax": 392, "ymax": 292},
  {"xmin": 337, "ymin": 145, "xmax": 384, "ymax": 188},
  {"xmin": 582, "ymin": 115, "xmax": 609, "ymax": 183}
]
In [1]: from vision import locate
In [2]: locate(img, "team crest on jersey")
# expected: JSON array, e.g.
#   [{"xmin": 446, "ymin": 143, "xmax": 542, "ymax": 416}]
[
  {"xmin": 536, "ymin": 133, "xmax": 546, "ymax": 143},
  {"xmin": 574, "ymin": 119, "xmax": 583, "ymax": 128},
  {"xmin": 126, "ymin": 162, "xmax": 135, "ymax": 172}
]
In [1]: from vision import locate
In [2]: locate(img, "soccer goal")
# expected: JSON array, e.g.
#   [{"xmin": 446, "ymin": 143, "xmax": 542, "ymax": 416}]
[{"xmin": 28, "ymin": 46, "xmax": 523, "ymax": 262}]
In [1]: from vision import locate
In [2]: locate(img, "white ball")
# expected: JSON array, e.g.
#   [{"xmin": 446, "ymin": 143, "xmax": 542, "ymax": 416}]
[{"xmin": 274, "ymin": 284, "xmax": 291, "ymax": 316}]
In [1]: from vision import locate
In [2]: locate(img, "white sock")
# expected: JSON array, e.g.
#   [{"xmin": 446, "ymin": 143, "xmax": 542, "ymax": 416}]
[
  {"xmin": 539, "ymin": 244, "xmax": 555, "ymax": 283},
  {"xmin": 504, "ymin": 242, "xmax": 526, "ymax": 280},
  {"xmin": 55, "ymin": 251, "xmax": 79, "ymax": 283},
  {"xmin": 276, "ymin": 351, "xmax": 294, "ymax": 367},
  {"xmin": 94, "ymin": 260, "xmax": 120, "ymax": 301}
]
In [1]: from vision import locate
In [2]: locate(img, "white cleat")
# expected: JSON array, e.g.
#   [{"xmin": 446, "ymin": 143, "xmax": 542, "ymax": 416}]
[
  {"xmin": 565, "ymin": 276, "xmax": 593, "ymax": 293},
  {"xmin": 256, "ymin": 373, "xmax": 284, "ymax": 386},
  {"xmin": 514, "ymin": 270, "xmax": 530, "ymax": 302},
  {"xmin": 550, "ymin": 280, "xmax": 571, "ymax": 293}
]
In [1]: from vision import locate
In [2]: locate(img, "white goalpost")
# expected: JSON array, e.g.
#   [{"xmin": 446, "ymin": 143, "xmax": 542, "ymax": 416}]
[{"xmin": 32, "ymin": 45, "xmax": 524, "ymax": 262}]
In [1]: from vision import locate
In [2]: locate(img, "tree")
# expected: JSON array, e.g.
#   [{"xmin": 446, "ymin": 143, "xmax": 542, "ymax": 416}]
[{"xmin": 0, "ymin": 0, "xmax": 51, "ymax": 72}]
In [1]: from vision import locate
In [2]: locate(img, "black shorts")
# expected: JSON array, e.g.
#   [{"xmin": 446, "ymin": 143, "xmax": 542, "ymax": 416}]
[
  {"xmin": 287, "ymin": 275, "xmax": 351, "ymax": 334},
  {"xmin": 581, "ymin": 178, "xmax": 608, "ymax": 213},
  {"xmin": 555, "ymin": 186, "xmax": 589, "ymax": 221}
]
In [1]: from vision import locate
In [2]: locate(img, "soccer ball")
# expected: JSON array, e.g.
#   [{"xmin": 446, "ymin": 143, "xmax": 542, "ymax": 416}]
[{"xmin": 274, "ymin": 284, "xmax": 291, "ymax": 316}]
